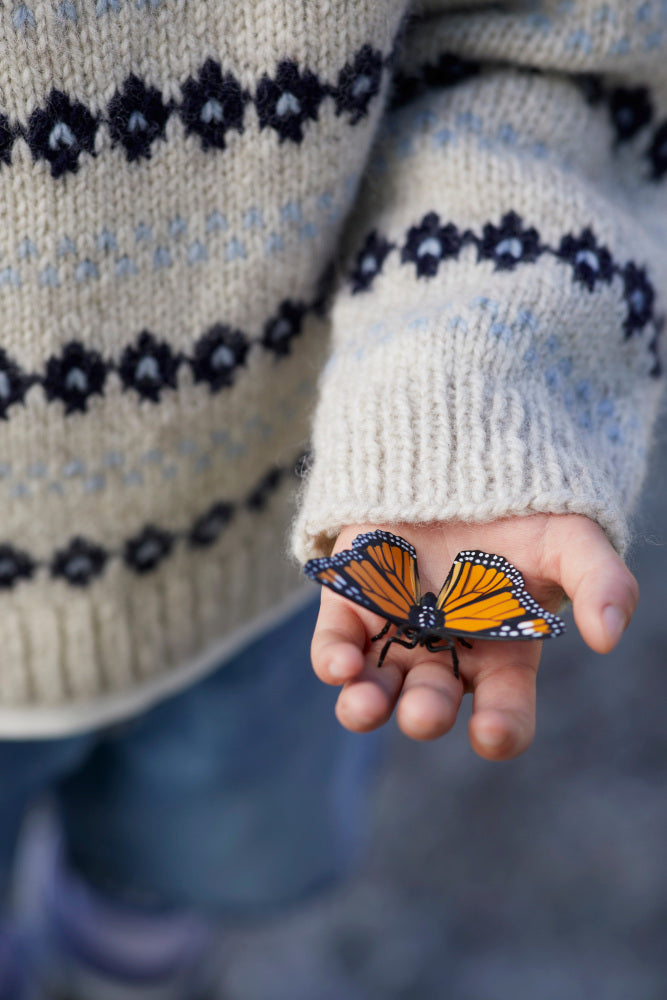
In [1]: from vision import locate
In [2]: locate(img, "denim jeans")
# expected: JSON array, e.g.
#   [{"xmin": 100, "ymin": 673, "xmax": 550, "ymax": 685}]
[{"xmin": 0, "ymin": 600, "xmax": 381, "ymax": 915}]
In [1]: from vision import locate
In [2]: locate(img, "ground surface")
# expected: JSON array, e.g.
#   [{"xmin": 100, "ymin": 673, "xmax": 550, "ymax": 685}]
[{"xmin": 221, "ymin": 422, "xmax": 667, "ymax": 1000}]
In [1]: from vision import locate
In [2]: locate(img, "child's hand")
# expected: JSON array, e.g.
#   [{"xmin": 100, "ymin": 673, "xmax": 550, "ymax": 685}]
[{"xmin": 310, "ymin": 514, "xmax": 638, "ymax": 760}]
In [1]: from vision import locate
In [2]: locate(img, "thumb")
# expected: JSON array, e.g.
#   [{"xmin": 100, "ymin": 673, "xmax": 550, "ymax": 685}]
[{"xmin": 543, "ymin": 516, "xmax": 639, "ymax": 653}]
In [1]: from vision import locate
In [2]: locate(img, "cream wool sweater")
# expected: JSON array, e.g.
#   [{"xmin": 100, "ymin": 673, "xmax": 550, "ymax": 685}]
[{"xmin": 0, "ymin": 0, "xmax": 664, "ymax": 735}]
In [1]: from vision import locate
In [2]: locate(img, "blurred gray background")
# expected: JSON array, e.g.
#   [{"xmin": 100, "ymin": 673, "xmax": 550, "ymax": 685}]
[{"xmin": 221, "ymin": 416, "xmax": 667, "ymax": 1000}]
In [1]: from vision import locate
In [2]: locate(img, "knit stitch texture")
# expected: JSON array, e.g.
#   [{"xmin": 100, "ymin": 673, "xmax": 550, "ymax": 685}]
[{"xmin": 0, "ymin": 0, "xmax": 664, "ymax": 732}]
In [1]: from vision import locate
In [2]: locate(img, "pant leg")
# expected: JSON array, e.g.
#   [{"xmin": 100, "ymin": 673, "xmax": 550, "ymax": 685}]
[
  {"xmin": 0, "ymin": 733, "xmax": 93, "ymax": 901},
  {"xmin": 57, "ymin": 599, "xmax": 383, "ymax": 915}
]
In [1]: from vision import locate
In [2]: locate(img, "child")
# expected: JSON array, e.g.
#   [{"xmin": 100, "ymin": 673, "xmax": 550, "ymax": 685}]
[{"xmin": 0, "ymin": 0, "xmax": 663, "ymax": 995}]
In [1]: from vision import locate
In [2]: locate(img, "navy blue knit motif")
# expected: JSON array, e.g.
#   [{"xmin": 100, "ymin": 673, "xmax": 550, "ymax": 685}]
[
  {"xmin": 390, "ymin": 53, "xmax": 480, "ymax": 110},
  {"xmin": 0, "ymin": 115, "xmax": 14, "ymax": 166},
  {"xmin": 261, "ymin": 300, "xmax": 305, "ymax": 356},
  {"xmin": 0, "ymin": 296, "xmax": 317, "ymax": 420},
  {"xmin": 609, "ymin": 87, "xmax": 653, "ymax": 143},
  {"xmin": 119, "ymin": 331, "xmax": 181, "ymax": 402},
  {"xmin": 26, "ymin": 91, "xmax": 98, "ymax": 178},
  {"xmin": 334, "ymin": 45, "xmax": 384, "ymax": 124},
  {"xmin": 401, "ymin": 212, "xmax": 462, "ymax": 278},
  {"xmin": 0, "ymin": 454, "xmax": 305, "ymax": 589},
  {"xmin": 350, "ymin": 232, "xmax": 395, "ymax": 292},
  {"xmin": 647, "ymin": 122, "xmax": 667, "ymax": 181},
  {"xmin": 0, "ymin": 350, "xmax": 33, "ymax": 419},
  {"xmin": 180, "ymin": 59, "xmax": 248, "ymax": 151},
  {"xmin": 108, "ymin": 76, "xmax": 172, "ymax": 162},
  {"xmin": 51, "ymin": 537, "xmax": 108, "ymax": 586},
  {"xmin": 191, "ymin": 325, "xmax": 249, "ymax": 390},
  {"xmin": 350, "ymin": 212, "xmax": 662, "ymax": 376},
  {"xmin": 0, "ymin": 46, "xmax": 389, "ymax": 177},
  {"xmin": 0, "ymin": 544, "xmax": 35, "ymax": 589},
  {"xmin": 43, "ymin": 342, "xmax": 107, "ymax": 413},
  {"xmin": 256, "ymin": 60, "xmax": 325, "ymax": 142}
]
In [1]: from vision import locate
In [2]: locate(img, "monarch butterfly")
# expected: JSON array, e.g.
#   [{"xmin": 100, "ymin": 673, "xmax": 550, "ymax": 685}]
[{"xmin": 304, "ymin": 529, "xmax": 565, "ymax": 677}]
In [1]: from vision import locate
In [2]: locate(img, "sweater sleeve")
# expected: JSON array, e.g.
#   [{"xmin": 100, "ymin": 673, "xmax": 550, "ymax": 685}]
[{"xmin": 292, "ymin": 0, "xmax": 667, "ymax": 562}]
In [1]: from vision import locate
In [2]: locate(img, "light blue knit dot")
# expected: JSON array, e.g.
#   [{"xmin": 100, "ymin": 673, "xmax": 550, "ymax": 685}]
[
  {"xmin": 56, "ymin": 1, "xmax": 77, "ymax": 20},
  {"xmin": 515, "ymin": 309, "xmax": 538, "ymax": 333},
  {"xmin": 609, "ymin": 36, "xmax": 630, "ymax": 54},
  {"xmin": 48, "ymin": 481, "xmax": 65, "ymax": 495},
  {"xmin": 546, "ymin": 334, "xmax": 559, "ymax": 353},
  {"xmin": 12, "ymin": 4, "xmax": 36, "ymax": 30},
  {"xmin": 0, "ymin": 463, "xmax": 11, "ymax": 478},
  {"xmin": 489, "ymin": 322, "xmax": 513, "ymax": 343},
  {"xmin": 497, "ymin": 123, "xmax": 517, "ymax": 145},
  {"xmin": 10, "ymin": 483, "xmax": 31, "ymax": 498},
  {"xmin": 141, "ymin": 448, "xmax": 163, "ymax": 464},
  {"xmin": 211, "ymin": 429, "xmax": 229, "ymax": 445},
  {"xmin": 162, "ymin": 465, "xmax": 178, "ymax": 479},
  {"xmin": 27, "ymin": 462, "xmax": 47, "ymax": 478},
  {"xmin": 636, "ymin": 2, "xmax": 651, "ymax": 22},
  {"xmin": 57, "ymin": 235, "xmax": 77, "ymax": 257},
  {"xmin": 558, "ymin": 357, "xmax": 572, "ymax": 376},
  {"xmin": 242, "ymin": 207, "xmax": 264, "ymax": 229},
  {"xmin": 317, "ymin": 192, "xmax": 333, "ymax": 210},
  {"xmin": 280, "ymin": 201, "xmax": 301, "ymax": 223},
  {"xmin": 644, "ymin": 30, "xmax": 662, "ymax": 48},
  {"xmin": 525, "ymin": 11, "xmax": 550, "ymax": 30},
  {"xmin": 566, "ymin": 29, "xmax": 593, "ymax": 53},
  {"xmin": 578, "ymin": 411, "xmax": 593, "ymax": 431},
  {"xmin": 97, "ymin": 228, "xmax": 117, "ymax": 252},
  {"xmin": 115, "ymin": 256, "xmax": 137, "ymax": 278},
  {"xmin": 205, "ymin": 211, "xmax": 228, "ymax": 232},
  {"xmin": 407, "ymin": 316, "xmax": 429, "ymax": 331},
  {"xmin": 432, "ymin": 127, "xmax": 454, "ymax": 148},
  {"xmin": 96, "ymin": 0, "xmax": 120, "ymax": 14},
  {"xmin": 226, "ymin": 238, "xmax": 246, "ymax": 261},
  {"xmin": 75, "ymin": 259, "xmax": 99, "ymax": 281},
  {"xmin": 545, "ymin": 367, "xmax": 560, "ymax": 390},
  {"xmin": 605, "ymin": 423, "xmax": 622, "ymax": 442},
  {"xmin": 448, "ymin": 315, "xmax": 468, "ymax": 332},
  {"xmin": 264, "ymin": 232, "xmax": 283, "ymax": 254},
  {"xmin": 187, "ymin": 240, "xmax": 208, "ymax": 265},
  {"xmin": 597, "ymin": 398, "xmax": 615, "ymax": 417},
  {"xmin": 123, "ymin": 470, "xmax": 143, "ymax": 485},
  {"xmin": 63, "ymin": 459, "xmax": 85, "ymax": 477},
  {"xmin": 593, "ymin": 4, "xmax": 615, "ymax": 23},
  {"xmin": 0, "ymin": 268, "xmax": 21, "ymax": 287},
  {"xmin": 576, "ymin": 379, "xmax": 592, "ymax": 401},
  {"xmin": 18, "ymin": 238, "xmax": 38, "ymax": 260},
  {"xmin": 168, "ymin": 216, "xmax": 187, "ymax": 239},
  {"xmin": 103, "ymin": 451, "xmax": 124, "ymax": 468},
  {"xmin": 531, "ymin": 142, "xmax": 548, "ymax": 159},
  {"xmin": 456, "ymin": 111, "xmax": 482, "ymax": 134},
  {"xmin": 134, "ymin": 222, "xmax": 152, "ymax": 243},
  {"xmin": 179, "ymin": 439, "xmax": 197, "ymax": 455},
  {"xmin": 84, "ymin": 474, "xmax": 106, "ymax": 492},
  {"xmin": 523, "ymin": 347, "xmax": 538, "ymax": 366},
  {"xmin": 153, "ymin": 246, "xmax": 172, "ymax": 269},
  {"xmin": 299, "ymin": 222, "xmax": 318, "ymax": 241},
  {"xmin": 38, "ymin": 266, "xmax": 59, "ymax": 288}
]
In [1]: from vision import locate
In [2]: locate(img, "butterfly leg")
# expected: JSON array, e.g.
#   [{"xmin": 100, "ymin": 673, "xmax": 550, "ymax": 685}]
[
  {"xmin": 458, "ymin": 638, "xmax": 473, "ymax": 649},
  {"xmin": 377, "ymin": 633, "xmax": 419, "ymax": 668},
  {"xmin": 371, "ymin": 620, "xmax": 392, "ymax": 643},
  {"xmin": 424, "ymin": 637, "xmax": 460, "ymax": 680}
]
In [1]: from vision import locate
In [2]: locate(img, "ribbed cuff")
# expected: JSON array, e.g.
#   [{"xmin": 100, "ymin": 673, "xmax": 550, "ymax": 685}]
[{"xmin": 293, "ymin": 306, "xmax": 656, "ymax": 562}]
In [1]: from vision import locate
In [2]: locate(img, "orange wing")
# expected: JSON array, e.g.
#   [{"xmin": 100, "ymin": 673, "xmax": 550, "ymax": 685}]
[
  {"xmin": 304, "ymin": 529, "xmax": 420, "ymax": 624},
  {"xmin": 435, "ymin": 550, "xmax": 565, "ymax": 639}
]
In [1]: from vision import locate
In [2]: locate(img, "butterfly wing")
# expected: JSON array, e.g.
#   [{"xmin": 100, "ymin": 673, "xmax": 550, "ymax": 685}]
[
  {"xmin": 435, "ymin": 550, "xmax": 565, "ymax": 639},
  {"xmin": 304, "ymin": 529, "xmax": 421, "ymax": 624}
]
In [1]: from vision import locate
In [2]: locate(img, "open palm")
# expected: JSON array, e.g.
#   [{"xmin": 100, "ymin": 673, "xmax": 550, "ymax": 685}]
[{"xmin": 310, "ymin": 514, "xmax": 638, "ymax": 760}]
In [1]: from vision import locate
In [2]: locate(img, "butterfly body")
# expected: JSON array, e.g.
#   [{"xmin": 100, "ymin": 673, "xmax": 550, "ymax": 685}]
[{"xmin": 304, "ymin": 529, "xmax": 565, "ymax": 677}]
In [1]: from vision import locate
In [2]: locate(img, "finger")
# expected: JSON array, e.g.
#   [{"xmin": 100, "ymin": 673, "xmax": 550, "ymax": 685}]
[
  {"xmin": 310, "ymin": 590, "xmax": 368, "ymax": 685},
  {"xmin": 542, "ymin": 517, "xmax": 639, "ymax": 653},
  {"xmin": 335, "ymin": 658, "xmax": 404, "ymax": 733},
  {"xmin": 396, "ymin": 658, "xmax": 463, "ymax": 741},
  {"xmin": 468, "ymin": 644, "xmax": 540, "ymax": 761}
]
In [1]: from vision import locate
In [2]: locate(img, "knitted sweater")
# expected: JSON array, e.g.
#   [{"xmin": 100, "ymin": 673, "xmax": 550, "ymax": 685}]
[{"xmin": 0, "ymin": 0, "xmax": 664, "ymax": 736}]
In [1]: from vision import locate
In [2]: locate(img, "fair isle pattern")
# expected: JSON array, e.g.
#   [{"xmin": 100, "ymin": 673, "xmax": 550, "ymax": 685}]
[
  {"xmin": 348, "ymin": 211, "xmax": 662, "ymax": 375},
  {"xmin": 0, "ymin": 451, "xmax": 306, "ymax": 589},
  {"xmin": 0, "ymin": 48, "xmax": 390, "ymax": 177},
  {"xmin": 0, "ymin": 0, "xmax": 665, "ymax": 725}
]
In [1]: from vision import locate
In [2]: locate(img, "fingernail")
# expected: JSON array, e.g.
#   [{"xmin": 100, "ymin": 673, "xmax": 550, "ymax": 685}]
[{"xmin": 602, "ymin": 605, "xmax": 626, "ymax": 645}]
